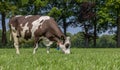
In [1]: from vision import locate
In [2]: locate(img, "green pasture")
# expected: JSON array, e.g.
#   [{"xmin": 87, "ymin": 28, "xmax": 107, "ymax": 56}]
[{"xmin": 0, "ymin": 48, "xmax": 120, "ymax": 70}]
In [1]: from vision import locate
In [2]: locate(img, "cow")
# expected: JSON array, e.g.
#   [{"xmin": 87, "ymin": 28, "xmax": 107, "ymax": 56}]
[{"xmin": 9, "ymin": 15, "xmax": 71, "ymax": 54}]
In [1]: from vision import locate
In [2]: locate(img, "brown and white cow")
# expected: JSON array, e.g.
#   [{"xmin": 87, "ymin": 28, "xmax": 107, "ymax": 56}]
[{"xmin": 9, "ymin": 15, "xmax": 71, "ymax": 54}]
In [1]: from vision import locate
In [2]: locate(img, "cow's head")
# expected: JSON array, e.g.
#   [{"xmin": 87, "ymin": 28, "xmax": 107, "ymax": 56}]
[{"xmin": 58, "ymin": 37, "xmax": 71, "ymax": 54}]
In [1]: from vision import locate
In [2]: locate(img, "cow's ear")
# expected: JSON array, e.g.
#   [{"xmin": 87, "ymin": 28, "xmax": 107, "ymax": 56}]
[
  {"xmin": 61, "ymin": 36, "xmax": 65, "ymax": 44},
  {"xmin": 61, "ymin": 36, "xmax": 64, "ymax": 40}
]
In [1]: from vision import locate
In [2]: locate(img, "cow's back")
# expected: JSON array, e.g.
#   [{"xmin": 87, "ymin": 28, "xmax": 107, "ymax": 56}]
[{"xmin": 9, "ymin": 15, "xmax": 53, "ymax": 40}]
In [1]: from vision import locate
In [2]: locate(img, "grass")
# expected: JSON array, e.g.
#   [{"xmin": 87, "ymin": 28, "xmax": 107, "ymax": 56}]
[{"xmin": 0, "ymin": 48, "xmax": 120, "ymax": 70}]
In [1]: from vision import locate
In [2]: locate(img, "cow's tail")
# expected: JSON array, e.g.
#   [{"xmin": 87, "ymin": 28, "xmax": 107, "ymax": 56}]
[{"xmin": 9, "ymin": 23, "xmax": 12, "ymax": 41}]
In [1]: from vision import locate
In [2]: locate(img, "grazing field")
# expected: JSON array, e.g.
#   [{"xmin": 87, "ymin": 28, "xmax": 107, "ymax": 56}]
[{"xmin": 0, "ymin": 48, "xmax": 120, "ymax": 70}]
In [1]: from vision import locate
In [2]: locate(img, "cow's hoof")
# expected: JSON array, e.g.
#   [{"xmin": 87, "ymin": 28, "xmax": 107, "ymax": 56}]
[
  {"xmin": 47, "ymin": 51, "xmax": 50, "ymax": 54},
  {"xmin": 16, "ymin": 52, "xmax": 20, "ymax": 54}
]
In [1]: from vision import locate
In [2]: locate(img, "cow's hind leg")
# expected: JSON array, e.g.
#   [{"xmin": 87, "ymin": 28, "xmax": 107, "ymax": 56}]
[
  {"xmin": 33, "ymin": 37, "xmax": 39, "ymax": 54},
  {"xmin": 12, "ymin": 31, "xmax": 20, "ymax": 54},
  {"xmin": 33, "ymin": 43, "xmax": 38, "ymax": 54}
]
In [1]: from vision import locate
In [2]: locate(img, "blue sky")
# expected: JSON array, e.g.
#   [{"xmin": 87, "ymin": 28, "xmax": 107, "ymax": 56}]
[{"xmin": 67, "ymin": 27, "xmax": 81, "ymax": 34}]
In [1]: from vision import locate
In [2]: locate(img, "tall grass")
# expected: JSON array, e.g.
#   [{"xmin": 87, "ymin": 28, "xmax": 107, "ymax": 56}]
[{"xmin": 0, "ymin": 48, "xmax": 120, "ymax": 70}]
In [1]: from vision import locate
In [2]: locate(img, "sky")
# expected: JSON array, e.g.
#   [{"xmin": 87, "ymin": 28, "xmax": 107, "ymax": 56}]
[{"xmin": 64, "ymin": 27, "xmax": 81, "ymax": 35}]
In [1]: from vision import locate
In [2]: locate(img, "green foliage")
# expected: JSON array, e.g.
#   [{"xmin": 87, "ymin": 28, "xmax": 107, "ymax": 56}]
[
  {"xmin": 34, "ymin": 0, "xmax": 48, "ymax": 7},
  {"xmin": 0, "ymin": 30, "xmax": 2, "ymax": 47},
  {"xmin": 0, "ymin": 30, "xmax": 2, "ymax": 39},
  {"xmin": 0, "ymin": 1, "xmax": 17, "ymax": 14},
  {"xmin": 70, "ymin": 32, "xmax": 116, "ymax": 48},
  {"xmin": 102, "ymin": 0, "xmax": 120, "ymax": 23},
  {"xmin": 97, "ymin": 35, "xmax": 116, "ymax": 48},
  {"xmin": 71, "ymin": 32, "xmax": 85, "ymax": 48},
  {"xmin": 0, "ymin": 48, "xmax": 120, "ymax": 70},
  {"xmin": 48, "ymin": 7, "xmax": 62, "ymax": 20},
  {"xmin": 47, "ymin": 0, "xmax": 75, "ymax": 28},
  {"xmin": 21, "ymin": 0, "xmax": 29, "ymax": 6},
  {"xmin": 96, "ymin": 0, "xmax": 115, "ymax": 33},
  {"xmin": 75, "ymin": 0, "xmax": 87, "ymax": 3},
  {"xmin": 106, "ymin": 0, "xmax": 120, "ymax": 10}
]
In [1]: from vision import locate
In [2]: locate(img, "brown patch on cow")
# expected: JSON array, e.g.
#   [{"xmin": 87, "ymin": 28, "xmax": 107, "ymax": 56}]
[
  {"xmin": 24, "ymin": 29, "xmax": 32, "ymax": 40},
  {"xmin": 34, "ymin": 26, "xmax": 43, "ymax": 37},
  {"xmin": 45, "ymin": 18, "xmax": 65, "ymax": 40},
  {"xmin": 17, "ymin": 26, "xmax": 23, "ymax": 37},
  {"xmin": 34, "ymin": 20, "xmax": 48, "ymax": 37}
]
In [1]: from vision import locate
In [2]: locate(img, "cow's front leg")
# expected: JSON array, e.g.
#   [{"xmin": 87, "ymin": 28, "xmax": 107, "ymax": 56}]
[
  {"xmin": 47, "ymin": 46, "xmax": 50, "ymax": 53},
  {"xmin": 14, "ymin": 42, "xmax": 19, "ymax": 54},
  {"xmin": 33, "ymin": 37, "xmax": 39, "ymax": 54},
  {"xmin": 12, "ymin": 31, "xmax": 20, "ymax": 54},
  {"xmin": 46, "ymin": 42, "xmax": 53, "ymax": 53},
  {"xmin": 43, "ymin": 38, "xmax": 53, "ymax": 53}
]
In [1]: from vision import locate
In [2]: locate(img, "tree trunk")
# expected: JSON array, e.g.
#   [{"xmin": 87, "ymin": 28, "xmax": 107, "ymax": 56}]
[
  {"xmin": 117, "ymin": 16, "xmax": 120, "ymax": 48},
  {"xmin": 34, "ymin": 5, "xmax": 37, "ymax": 15},
  {"xmin": 93, "ymin": 3, "xmax": 97, "ymax": 48},
  {"xmin": 84, "ymin": 23, "xmax": 89, "ymax": 48},
  {"xmin": 93, "ymin": 17, "xmax": 97, "ymax": 47},
  {"xmin": 85, "ymin": 35, "xmax": 89, "ymax": 48},
  {"xmin": 116, "ymin": 7, "xmax": 120, "ymax": 48},
  {"xmin": 1, "ymin": 12, "xmax": 7, "ymax": 46}
]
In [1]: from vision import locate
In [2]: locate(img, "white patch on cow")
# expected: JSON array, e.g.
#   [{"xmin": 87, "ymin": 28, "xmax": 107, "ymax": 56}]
[
  {"xmin": 25, "ymin": 15, "xmax": 32, "ymax": 18},
  {"xmin": 20, "ymin": 22, "xmax": 29, "ymax": 37},
  {"xmin": 11, "ymin": 25, "xmax": 16, "ymax": 31},
  {"xmin": 15, "ymin": 15, "xmax": 22, "ymax": 17},
  {"xmin": 31, "ymin": 16, "xmax": 50, "ymax": 37}
]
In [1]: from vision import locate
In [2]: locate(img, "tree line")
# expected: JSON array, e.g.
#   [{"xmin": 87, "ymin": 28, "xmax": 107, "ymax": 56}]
[{"xmin": 0, "ymin": 0, "xmax": 120, "ymax": 48}]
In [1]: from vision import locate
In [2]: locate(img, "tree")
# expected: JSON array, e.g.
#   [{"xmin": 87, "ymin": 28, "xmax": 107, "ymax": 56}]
[
  {"xmin": 71, "ymin": 32, "xmax": 85, "ymax": 48},
  {"xmin": 22, "ymin": 0, "xmax": 48, "ymax": 15},
  {"xmin": 0, "ymin": 0, "xmax": 30, "ymax": 46},
  {"xmin": 47, "ymin": 0, "xmax": 75, "ymax": 36},
  {"xmin": 0, "ymin": 1, "xmax": 17, "ymax": 45},
  {"xmin": 105, "ymin": 0, "xmax": 120, "ymax": 47},
  {"xmin": 77, "ymin": 2, "xmax": 96, "ymax": 47}
]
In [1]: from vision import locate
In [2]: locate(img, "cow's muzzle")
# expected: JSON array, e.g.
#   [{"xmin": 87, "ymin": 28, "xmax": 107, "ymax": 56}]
[{"xmin": 64, "ymin": 49, "xmax": 70, "ymax": 54}]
